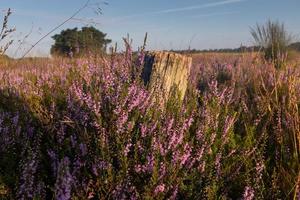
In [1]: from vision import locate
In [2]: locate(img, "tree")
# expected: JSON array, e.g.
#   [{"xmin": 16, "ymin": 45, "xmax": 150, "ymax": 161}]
[
  {"xmin": 250, "ymin": 20, "xmax": 292, "ymax": 69},
  {"xmin": 50, "ymin": 26, "xmax": 111, "ymax": 57}
]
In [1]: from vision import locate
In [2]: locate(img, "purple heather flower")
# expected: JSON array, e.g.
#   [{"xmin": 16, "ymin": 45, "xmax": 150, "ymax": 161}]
[
  {"xmin": 18, "ymin": 151, "xmax": 42, "ymax": 199},
  {"xmin": 124, "ymin": 141, "xmax": 132, "ymax": 157},
  {"xmin": 79, "ymin": 143, "xmax": 87, "ymax": 156},
  {"xmin": 255, "ymin": 158, "xmax": 265, "ymax": 181},
  {"xmin": 215, "ymin": 153, "xmax": 222, "ymax": 178},
  {"xmin": 55, "ymin": 157, "xmax": 73, "ymax": 200},
  {"xmin": 48, "ymin": 150, "xmax": 58, "ymax": 176},
  {"xmin": 92, "ymin": 161, "xmax": 109, "ymax": 176},
  {"xmin": 242, "ymin": 186, "xmax": 255, "ymax": 200},
  {"xmin": 154, "ymin": 183, "xmax": 165, "ymax": 195},
  {"xmin": 146, "ymin": 154, "xmax": 154, "ymax": 172},
  {"xmin": 134, "ymin": 164, "xmax": 143, "ymax": 173},
  {"xmin": 180, "ymin": 143, "xmax": 192, "ymax": 167},
  {"xmin": 159, "ymin": 162, "xmax": 166, "ymax": 180},
  {"xmin": 12, "ymin": 112, "xmax": 19, "ymax": 127},
  {"xmin": 140, "ymin": 124, "xmax": 147, "ymax": 137},
  {"xmin": 136, "ymin": 51, "xmax": 145, "ymax": 67},
  {"xmin": 170, "ymin": 186, "xmax": 178, "ymax": 200}
]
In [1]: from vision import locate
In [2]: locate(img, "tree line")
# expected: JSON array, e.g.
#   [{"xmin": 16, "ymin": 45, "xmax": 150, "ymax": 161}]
[{"xmin": 172, "ymin": 42, "xmax": 300, "ymax": 54}]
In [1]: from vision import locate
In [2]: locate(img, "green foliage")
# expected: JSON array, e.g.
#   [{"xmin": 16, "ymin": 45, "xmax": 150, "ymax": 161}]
[
  {"xmin": 50, "ymin": 26, "xmax": 111, "ymax": 57},
  {"xmin": 250, "ymin": 20, "xmax": 292, "ymax": 69}
]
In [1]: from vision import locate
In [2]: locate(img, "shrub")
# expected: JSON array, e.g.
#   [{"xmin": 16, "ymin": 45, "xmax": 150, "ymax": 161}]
[{"xmin": 250, "ymin": 20, "xmax": 292, "ymax": 69}]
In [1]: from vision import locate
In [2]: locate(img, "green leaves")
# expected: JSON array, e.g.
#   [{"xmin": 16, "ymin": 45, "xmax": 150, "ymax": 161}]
[{"xmin": 50, "ymin": 26, "xmax": 111, "ymax": 57}]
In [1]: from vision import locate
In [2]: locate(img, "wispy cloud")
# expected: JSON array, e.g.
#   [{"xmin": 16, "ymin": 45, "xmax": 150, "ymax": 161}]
[
  {"xmin": 8, "ymin": 0, "xmax": 247, "ymax": 27},
  {"xmin": 152, "ymin": 0, "xmax": 247, "ymax": 14},
  {"xmin": 190, "ymin": 11, "xmax": 240, "ymax": 19},
  {"xmin": 109, "ymin": 0, "xmax": 247, "ymax": 24}
]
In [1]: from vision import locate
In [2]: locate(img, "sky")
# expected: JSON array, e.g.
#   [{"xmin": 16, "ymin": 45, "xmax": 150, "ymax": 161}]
[{"xmin": 1, "ymin": 0, "xmax": 300, "ymax": 57}]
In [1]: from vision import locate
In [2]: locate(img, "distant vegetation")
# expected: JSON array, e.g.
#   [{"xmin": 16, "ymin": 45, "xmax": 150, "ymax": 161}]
[
  {"xmin": 50, "ymin": 26, "xmax": 111, "ymax": 57},
  {"xmin": 289, "ymin": 42, "xmax": 300, "ymax": 51},
  {"xmin": 173, "ymin": 42, "xmax": 300, "ymax": 54},
  {"xmin": 173, "ymin": 46, "xmax": 261, "ymax": 54}
]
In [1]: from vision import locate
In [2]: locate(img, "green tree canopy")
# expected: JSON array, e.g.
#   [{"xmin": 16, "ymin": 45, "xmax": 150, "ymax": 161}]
[{"xmin": 51, "ymin": 26, "xmax": 111, "ymax": 57}]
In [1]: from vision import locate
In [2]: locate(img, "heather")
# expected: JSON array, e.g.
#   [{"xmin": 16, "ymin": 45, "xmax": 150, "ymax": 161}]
[{"xmin": 0, "ymin": 48, "xmax": 299, "ymax": 199}]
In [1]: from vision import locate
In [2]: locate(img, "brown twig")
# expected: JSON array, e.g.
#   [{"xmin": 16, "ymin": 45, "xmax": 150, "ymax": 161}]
[
  {"xmin": 13, "ymin": 23, "xmax": 34, "ymax": 57},
  {"xmin": 0, "ymin": 8, "xmax": 15, "ymax": 55}
]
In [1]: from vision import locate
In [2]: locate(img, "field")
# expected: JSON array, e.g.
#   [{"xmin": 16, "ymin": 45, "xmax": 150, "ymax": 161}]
[{"xmin": 0, "ymin": 49, "xmax": 299, "ymax": 199}]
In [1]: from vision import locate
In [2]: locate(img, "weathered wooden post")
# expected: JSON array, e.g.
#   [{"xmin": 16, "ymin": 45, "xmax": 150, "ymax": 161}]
[{"xmin": 142, "ymin": 51, "xmax": 192, "ymax": 101}]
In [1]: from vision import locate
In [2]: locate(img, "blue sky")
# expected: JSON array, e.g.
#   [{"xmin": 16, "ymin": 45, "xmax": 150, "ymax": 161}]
[{"xmin": 1, "ymin": 0, "xmax": 300, "ymax": 57}]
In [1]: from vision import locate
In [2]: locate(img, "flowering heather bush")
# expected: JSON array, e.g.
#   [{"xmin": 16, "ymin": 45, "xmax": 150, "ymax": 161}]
[{"xmin": 0, "ymin": 48, "xmax": 299, "ymax": 199}]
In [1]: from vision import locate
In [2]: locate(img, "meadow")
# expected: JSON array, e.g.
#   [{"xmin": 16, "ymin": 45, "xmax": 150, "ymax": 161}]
[{"xmin": 0, "ymin": 48, "xmax": 299, "ymax": 199}]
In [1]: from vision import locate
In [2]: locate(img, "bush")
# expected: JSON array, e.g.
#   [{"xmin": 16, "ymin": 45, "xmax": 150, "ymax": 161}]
[{"xmin": 250, "ymin": 20, "xmax": 292, "ymax": 69}]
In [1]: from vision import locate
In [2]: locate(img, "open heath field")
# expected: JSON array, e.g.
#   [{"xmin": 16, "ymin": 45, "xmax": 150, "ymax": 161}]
[
  {"xmin": 1, "ymin": 0, "xmax": 300, "ymax": 199},
  {"xmin": 0, "ymin": 50, "xmax": 299, "ymax": 199}
]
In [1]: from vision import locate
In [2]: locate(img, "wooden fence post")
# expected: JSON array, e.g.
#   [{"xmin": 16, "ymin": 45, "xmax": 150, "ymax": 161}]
[{"xmin": 142, "ymin": 51, "xmax": 192, "ymax": 101}]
